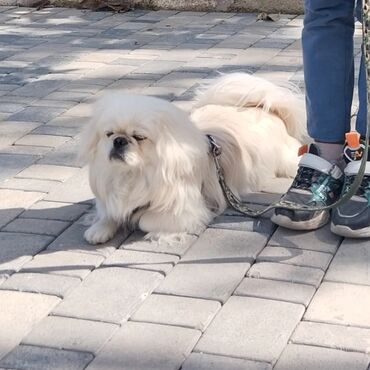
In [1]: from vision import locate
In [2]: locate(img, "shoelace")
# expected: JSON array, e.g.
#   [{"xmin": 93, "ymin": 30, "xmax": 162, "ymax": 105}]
[
  {"xmin": 344, "ymin": 174, "xmax": 370, "ymax": 202},
  {"xmin": 291, "ymin": 166, "xmax": 343, "ymax": 204}
]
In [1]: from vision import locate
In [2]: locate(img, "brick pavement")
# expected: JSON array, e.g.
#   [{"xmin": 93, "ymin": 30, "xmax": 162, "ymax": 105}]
[{"xmin": 0, "ymin": 6, "xmax": 369, "ymax": 370}]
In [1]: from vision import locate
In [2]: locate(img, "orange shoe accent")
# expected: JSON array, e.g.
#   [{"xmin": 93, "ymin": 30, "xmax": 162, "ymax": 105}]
[
  {"xmin": 298, "ymin": 144, "xmax": 308, "ymax": 156},
  {"xmin": 345, "ymin": 131, "xmax": 361, "ymax": 149}
]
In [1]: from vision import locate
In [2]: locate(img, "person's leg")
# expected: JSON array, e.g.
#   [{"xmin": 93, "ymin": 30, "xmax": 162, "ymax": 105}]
[
  {"xmin": 303, "ymin": 0, "xmax": 356, "ymax": 144},
  {"xmin": 330, "ymin": 0, "xmax": 370, "ymax": 238},
  {"xmin": 272, "ymin": 0, "xmax": 356, "ymax": 230}
]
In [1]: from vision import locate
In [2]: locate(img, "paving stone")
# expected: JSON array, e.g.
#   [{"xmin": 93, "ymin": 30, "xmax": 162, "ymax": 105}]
[
  {"xmin": 182, "ymin": 353, "xmax": 271, "ymax": 370},
  {"xmin": 0, "ymin": 153, "xmax": 38, "ymax": 182},
  {"xmin": 16, "ymin": 164, "xmax": 79, "ymax": 182},
  {"xmin": 257, "ymin": 246, "xmax": 332, "ymax": 270},
  {"xmin": 0, "ymin": 272, "xmax": 80, "ymax": 298},
  {"xmin": 36, "ymin": 136, "xmax": 83, "ymax": 167},
  {"xmin": 53, "ymin": 267, "xmax": 163, "ymax": 323},
  {"xmin": 131, "ymin": 294, "xmax": 220, "ymax": 331},
  {"xmin": 122, "ymin": 230, "xmax": 197, "ymax": 257},
  {"xmin": 324, "ymin": 238, "xmax": 370, "ymax": 286},
  {"xmin": 46, "ymin": 115, "xmax": 89, "ymax": 128},
  {"xmin": 47, "ymin": 216, "xmax": 128, "ymax": 257},
  {"xmin": 31, "ymin": 124, "xmax": 80, "ymax": 137},
  {"xmin": 44, "ymin": 167, "xmax": 94, "ymax": 203},
  {"xmin": 0, "ymin": 232, "xmax": 53, "ymax": 275},
  {"xmin": 0, "ymin": 345, "xmax": 93, "ymax": 370},
  {"xmin": 9, "ymin": 79, "xmax": 66, "ymax": 98},
  {"xmin": 20, "ymin": 200, "xmax": 90, "ymax": 221},
  {"xmin": 0, "ymin": 291, "xmax": 60, "ymax": 360},
  {"xmin": 23, "ymin": 316, "xmax": 118, "ymax": 354},
  {"xmin": 0, "ymin": 145, "xmax": 51, "ymax": 157},
  {"xmin": 21, "ymin": 250, "xmax": 104, "ymax": 279},
  {"xmin": 195, "ymin": 296, "xmax": 304, "ymax": 363},
  {"xmin": 235, "ymin": 277, "xmax": 315, "ymax": 307},
  {"xmin": 0, "ymin": 121, "xmax": 40, "ymax": 149},
  {"xmin": 274, "ymin": 344, "xmax": 369, "ymax": 370},
  {"xmin": 86, "ymin": 322, "xmax": 200, "ymax": 370},
  {"xmin": 0, "ymin": 177, "xmax": 59, "ymax": 193},
  {"xmin": 305, "ymin": 282, "xmax": 370, "ymax": 328},
  {"xmin": 247, "ymin": 262, "xmax": 324, "ymax": 288},
  {"xmin": 103, "ymin": 249, "xmax": 178, "ymax": 275},
  {"xmin": 15, "ymin": 134, "xmax": 70, "ymax": 147},
  {"xmin": 156, "ymin": 228, "xmax": 266, "ymax": 302},
  {"xmin": 0, "ymin": 188, "xmax": 43, "ymax": 228},
  {"xmin": 210, "ymin": 215, "xmax": 276, "ymax": 235},
  {"xmin": 7, "ymin": 106, "xmax": 66, "ymax": 123},
  {"xmin": 268, "ymin": 225, "xmax": 341, "ymax": 254},
  {"xmin": 291, "ymin": 321, "xmax": 370, "ymax": 354},
  {"xmin": 2, "ymin": 218, "xmax": 70, "ymax": 236}
]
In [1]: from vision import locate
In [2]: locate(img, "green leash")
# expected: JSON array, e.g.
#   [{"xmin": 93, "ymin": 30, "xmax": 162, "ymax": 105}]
[{"xmin": 209, "ymin": 2, "xmax": 370, "ymax": 217}]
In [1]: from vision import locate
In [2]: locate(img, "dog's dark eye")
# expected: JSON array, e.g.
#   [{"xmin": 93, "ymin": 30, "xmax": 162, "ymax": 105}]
[
  {"xmin": 133, "ymin": 134, "xmax": 146, "ymax": 142},
  {"xmin": 106, "ymin": 131, "xmax": 114, "ymax": 138}
]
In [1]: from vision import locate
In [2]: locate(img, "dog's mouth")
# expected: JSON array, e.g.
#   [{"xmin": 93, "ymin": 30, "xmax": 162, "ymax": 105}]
[{"xmin": 109, "ymin": 149, "xmax": 125, "ymax": 162}]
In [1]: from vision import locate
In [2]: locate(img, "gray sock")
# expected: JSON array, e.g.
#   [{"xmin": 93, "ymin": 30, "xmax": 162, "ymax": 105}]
[{"xmin": 314, "ymin": 142, "xmax": 344, "ymax": 169}]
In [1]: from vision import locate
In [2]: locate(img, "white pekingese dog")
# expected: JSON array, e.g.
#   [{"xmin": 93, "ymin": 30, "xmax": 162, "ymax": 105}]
[{"xmin": 80, "ymin": 73, "xmax": 306, "ymax": 244}]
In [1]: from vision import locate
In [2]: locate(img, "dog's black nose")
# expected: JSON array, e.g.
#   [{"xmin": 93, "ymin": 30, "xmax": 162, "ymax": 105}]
[{"xmin": 113, "ymin": 136, "xmax": 128, "ymax": 150}]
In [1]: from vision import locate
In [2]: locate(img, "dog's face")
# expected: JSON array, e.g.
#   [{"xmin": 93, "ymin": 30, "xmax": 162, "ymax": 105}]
[{"xmin": 80, "ymin": 94, "xmax": 206, "ymax": 180}]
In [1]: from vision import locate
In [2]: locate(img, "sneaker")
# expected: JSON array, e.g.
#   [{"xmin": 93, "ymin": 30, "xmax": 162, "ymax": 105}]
[
  {"xmin": 331, "ymin": 138, "xmax": 370, "ymax": 238},
  {"xmin": 271, "ymin": 143, "xmax": 344, "ymax": 230}
]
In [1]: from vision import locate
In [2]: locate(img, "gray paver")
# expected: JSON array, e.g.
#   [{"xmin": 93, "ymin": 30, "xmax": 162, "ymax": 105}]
[
  {"xmin": 0, "ymin": 177, "xmax": 60, "ymax": 193},
  {"xmin": 23, "ymin": 316, "xmax": 118, "ymax": 354},
  {"xmin": 0, "ymin": 188, "xmax": 43, "ymax": 227},
  {"xmin": 20, "ymin": 200, "xmax": 90, "ymax": 221},
  {"xmin": 291, "ymin": 321, "xmax": 370, "ymax": 354},
  {"xmin": 86, "ymin": 322, "xmax": 201, "ymax": 370},
  {"xmin": 2, "ymin": 218, "xmax": 70, "ymax": 236},
  {"xmin": 21, "ymin": 250, "xmax": 104, "ymax": 279},
  {"xmin": 182, "ymin": 353, "xmax": 271, "ymax": 370},
  {"xmin": 247, "ymin": 262, "xmax": 324, "ymax": 288},
  {"xmin": 8, "ymin": 106, "xmax": 66, "ymax": 123},
  {"xmin": 0, "ymin": 121, "xmax": 40, "ymax": 149},
  {"xmin": 268, "ymin": 225, "xmax": 341, "ymax": 254},
  {"xmin": 122, "ymin": 230, "xmax": 197, "ymax": 257},
  {"xmin": 325, "ymin": 238, "xmax": 370, "ymax": 286},
  {"xmin": 53, "ymin": 267, "xmax": 163, "ymax": 323},
  {"xmin": 156, "ymin": 228, "xmax": 266, "ymax": 302},
  {"xmin": 0, "ymin": 232, "xmax": 53, "ymax": 275},
  {"xmin": 257, "ymin": 246, "xmax": 332, "ymax": 270},
  {"xmin": 0, "ymin": 345, "xmax": 93, "ymax": 370},
  {"xmin": 210, "ymin": 214, "xmax": 276, "ymax": 235},
  {"xmin": 0, "ymin": 153, "xmax": 38, "ymax": 183},
  {"xmin": 16, "ymin": 164, "xmax": 79, "ymax": 182},
  {"xmin": 235, "ymin": 277, "xmax": 315, "ymax": 307},
  {"xmin": 15, "ymin": 134, "xmax": 70, "ymax": 148},
  {"xmin": 131, "ymin": 294, "xmax": 220, "ymax": 331},
  {"xmin": 0, "ymin": 290, "xmax": 60, "ymax": 360},
  {"xmin": 274, "ymin": 344, "xmax": 369, "ymax": 370},
  {"xmin": 47, "ymin": 218, "xmax": 128, "ymax": 257},
  {"xmin": 44, "ymin": 167, "xmax": 94, "ymax": 203},
  {"xmin": 304, "ymin": 282, "xmax": 370, "ymax": 328},
  {"xmin": 195, "ymin": 296, "xmax": 304, "ymax": 363},
  {"xmin": 103, "ymin": 249, "xmax": 179, "ymax": 275},
  {"xmin": 0, "ymin": 272, "xmax": 80, "ymax": 298}
]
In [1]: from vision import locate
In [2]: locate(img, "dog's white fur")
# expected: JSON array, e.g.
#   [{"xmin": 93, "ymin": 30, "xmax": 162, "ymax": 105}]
[{"xmin": 80, "ymin": 73, "xmax": 306, "ymax": 244}]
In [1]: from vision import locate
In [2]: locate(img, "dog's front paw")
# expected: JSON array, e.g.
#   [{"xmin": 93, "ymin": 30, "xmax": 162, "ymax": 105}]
[{"xmin": 84, "ymin": 221, "xmax": 117, "ymax": 245}]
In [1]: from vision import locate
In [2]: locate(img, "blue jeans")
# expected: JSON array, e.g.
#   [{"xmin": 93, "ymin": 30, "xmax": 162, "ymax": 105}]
[{"xmin": 302, "ymin": 0, "xmax": 366, "ymax": 142}]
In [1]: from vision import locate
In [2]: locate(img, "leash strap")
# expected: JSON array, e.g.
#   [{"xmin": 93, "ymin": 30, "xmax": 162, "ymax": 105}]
[{"xmin": 208, "ymin": 0, "xmax": 370, "ymax": 217}]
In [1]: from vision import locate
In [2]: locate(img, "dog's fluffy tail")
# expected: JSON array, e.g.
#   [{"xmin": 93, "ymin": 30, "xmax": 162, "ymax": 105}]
[{"xmin": 195, "ymin": 73, "xmax": 307, "ymax": 141}]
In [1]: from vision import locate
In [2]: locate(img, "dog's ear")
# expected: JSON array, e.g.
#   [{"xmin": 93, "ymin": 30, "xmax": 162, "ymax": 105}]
[{"xmin": 155, "ymin": 121, "xmax": 195, "ymax": 184}]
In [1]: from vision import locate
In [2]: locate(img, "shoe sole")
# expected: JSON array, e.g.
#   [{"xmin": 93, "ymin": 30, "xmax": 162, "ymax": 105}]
[
  {"xmin": 271, "ymin": 212, "xmax": 329, "ymax": 231},
  {"xmin": 330, "ymin": 223, "xmax": 370, "ymax": 238}
]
